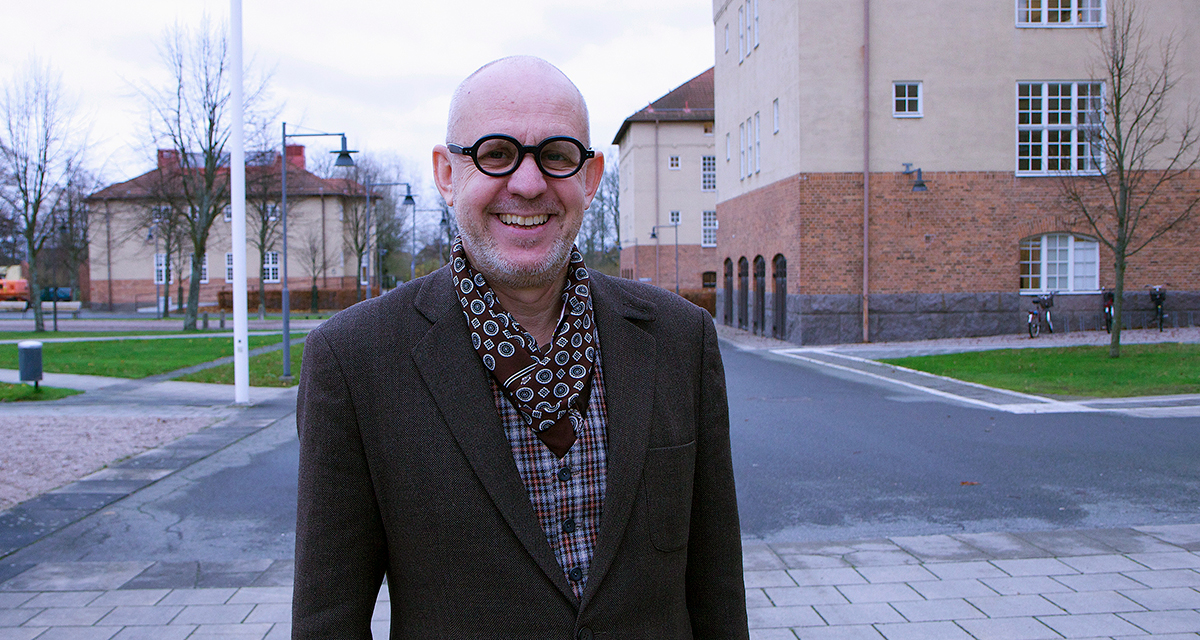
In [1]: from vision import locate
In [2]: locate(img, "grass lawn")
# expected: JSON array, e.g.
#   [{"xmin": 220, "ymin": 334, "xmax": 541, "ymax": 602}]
[
  {"xmin": 881, "ymin": 342, "xmax": 1200, "ymax": 398},
  {"xmin": 177, "ymin": 343, "xmax": 304, "ymax": 387},
  {"xmin": 0, "ymin": 334, "xmax": 283, "ymax": 379},
  {"xmin": 0, "ymin": 382, "xmax": 82, "ymax": 402},
  {"xmin": 0, "ymin": 330, "xmax": 205, "ymax": 341}
]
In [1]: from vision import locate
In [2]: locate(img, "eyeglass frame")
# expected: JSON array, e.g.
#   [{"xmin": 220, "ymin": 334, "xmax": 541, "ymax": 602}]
[{"xmin": 447, "ymin": 134, "xmax": 595, "ymax": 179}]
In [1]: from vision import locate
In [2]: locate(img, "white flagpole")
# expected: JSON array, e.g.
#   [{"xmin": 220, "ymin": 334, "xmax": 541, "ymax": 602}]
[{"xmin": 230, "ymin": 0, "xmax": 250, "ymax": 403}]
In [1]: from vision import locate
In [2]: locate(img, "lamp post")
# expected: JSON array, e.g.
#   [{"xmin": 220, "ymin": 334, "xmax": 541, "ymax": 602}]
[
  {"xmin": 650, "ymin": 223, "xmax": 680, "ymax": 294},
  {"xmin": 279, "ymin": 123, "xmax": 356, "ymax": 378},
  {"xmin": 363, "ymin": 181, "xmax": 415, "ymax": 299}
]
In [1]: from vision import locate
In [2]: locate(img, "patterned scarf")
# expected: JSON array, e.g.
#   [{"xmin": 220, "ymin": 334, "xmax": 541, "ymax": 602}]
[{"xmin": 451, "ymin": 237, "xmax": 596, "ymax": 458}]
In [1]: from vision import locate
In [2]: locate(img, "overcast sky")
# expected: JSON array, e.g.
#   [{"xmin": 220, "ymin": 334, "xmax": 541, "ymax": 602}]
[{"xmin": 2, "ymin": 0, "xmax": 715, "ymax": 202}]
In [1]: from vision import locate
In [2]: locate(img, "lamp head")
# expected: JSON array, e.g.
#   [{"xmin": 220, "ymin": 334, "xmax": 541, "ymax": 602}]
[
  {"xmin": 333, "ymin": 135, "xmax": 357, "ymax": 167},
  {"xmin": 911, "ymin": 168, "xmax": 927, "ymax": 192}
]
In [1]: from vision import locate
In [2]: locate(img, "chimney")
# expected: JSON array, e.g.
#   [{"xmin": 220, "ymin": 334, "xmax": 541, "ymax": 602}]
[
  {"xmin": 157, "ymin": 149, "xmax": 180, "ymax": 169},
  {"xmin": 286, "ymin": 144, "xmax": 306, "ymax": 170}
]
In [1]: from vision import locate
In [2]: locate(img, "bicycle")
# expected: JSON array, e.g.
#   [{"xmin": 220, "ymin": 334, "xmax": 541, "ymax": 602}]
[
  {"xmin": 1101, "ymin": 287, "xmax": 1114, "ymax": 333},
  {"xmin": 1148, "ymin": 285, "xmax": 1167, "ymax": 332},
  {"xmin": 1028, "ymin": 292, "xmax": 1055, "ymax": 338}
]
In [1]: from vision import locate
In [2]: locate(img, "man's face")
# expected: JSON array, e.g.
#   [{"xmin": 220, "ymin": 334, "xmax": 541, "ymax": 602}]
[{"xmin": 433, "ymin": 62, "xmax": 604, "ymax": 291}]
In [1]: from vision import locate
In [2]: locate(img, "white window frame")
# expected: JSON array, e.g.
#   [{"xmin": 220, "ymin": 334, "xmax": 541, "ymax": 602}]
[
  {"xmin": 725, "ymin": 133, "xmax": 731, "ymax": 162},
  {"xmin": 702, "ymin": 210, "xmax": 718, "ymax": 247},
  {"xmin": 359, "ymin": 260, "xmax": 369, "ymax": 286},
  {"xmin": 738, "ymin": 7, "xmax": 745, "ymax": 62},
  {"xmin": 752, "ymin": 0, "xmax": 759, "ymax": 48},
  {"xmin": 223, "ymin": 205, "xmax": 232, "ymax": 222},
  {"xmin": 754, "ymin": 112, "xmax": 761, "ymax": 173},
  {"xmin": 893, "ymin": 82, "xmax": 923, "ymax": 118},
  {"xmin": 263, "ymin": 251, "xmax": 281, "ymax": 283},
  {"xmin": 739, "ymin": 122, "xmax": 746, "ymax": 179},
  {"xmin": 745, "ymin": 1, "xmax": 754, "ymax": 55},
  {"xmin": 772, "ymin": 98, "xmax": 780, "ymax": 133},
  {"xmin": 1019, "ymin": 234, "xmax": 1100, "ymax": 293},
  {"xmin": 1016, "ymin": 0, "xmax": 1104, "ymax": 27},
  {"xmin": 724, "ymin": 24, "xmax": 730, "ymax": 53},
  {"xmin": 701, "ymin": 155, "xmax": 717, "ymax": 191},
  {"xmin": 669, "ymin": 210, "xmax": 681, "ymax": 225},
  {"xmin": 1017, "ymin": 81, "xmax": 1103, "ymax": 176},
  {"xmin": 668, "ymin": 155, "xmax": 680, "ymax": 170},
  {"xmin": 154, "ymin": 253, "xmax": 174, "ymax": 285},
  {"xmin": 225, "ymin": 252, "xmax": 234, "ymax": 283}
]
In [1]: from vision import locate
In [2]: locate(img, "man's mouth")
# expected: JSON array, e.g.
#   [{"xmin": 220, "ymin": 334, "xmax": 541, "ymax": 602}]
[{"xmin": 497, "ymin": 213, "xmax": 550, "ymax": 227}]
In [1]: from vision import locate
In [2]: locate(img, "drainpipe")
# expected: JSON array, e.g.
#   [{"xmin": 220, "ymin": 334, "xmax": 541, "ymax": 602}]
[
  {"xmin": 654, "ymin": 119, "xmax": 661, "ymax": 287},
  {"xmin": 105, "ymin": 200, "xmax": 114, "ymax": 311},
  {"xmin": 861, "ymin": 0, "xmax": 871, "ymax": 343}
]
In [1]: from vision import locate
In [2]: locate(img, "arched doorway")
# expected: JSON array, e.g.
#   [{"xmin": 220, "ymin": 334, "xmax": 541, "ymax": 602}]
[
  {"xmin": 723, "ymin": 259, "xmax": 734, "ymax": 326},
  {"xmin": 753, "ymin": 256, "xmax": 766, "ymax": 335},
  {"xmin": 737, "ymin": 257, "xmax": 749, "ymax": 331},
  {"xmin": 772, "ymin": 254, "xmax": 787, "ymax": 339}
]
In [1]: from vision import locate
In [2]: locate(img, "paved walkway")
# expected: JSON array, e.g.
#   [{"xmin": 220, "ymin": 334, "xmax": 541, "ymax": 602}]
[{"xmin": 0, "ymin": 328, "xmax": 1194, "ymax": 638}]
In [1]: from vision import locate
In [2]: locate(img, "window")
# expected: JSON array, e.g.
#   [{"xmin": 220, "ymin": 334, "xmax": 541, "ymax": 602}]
[
  {"xmin": 724, "ymin": 24, "xmax": 730, "ymax": 53},
  {"xmin": 263, "ymin": 251, "xmax": 280, "ymax": 283},
  {"xmin": 225, "ymin": 252, "xmax": 234, "ymax": 283},
  {"xmin": 1019, "ymin": 234, "xmax": 1099, "ymax": 292},
  {"xmin": 754, "ymin": 112, "xmax": 761, "ymax": 173},
  {"xmin": 668, "ymin": 155, "xmax": 680, "ymax": 170},
  {"xmin": 738, "ymin": 7, "xmax": 745, "ymax": 62},
  {"xmin": 893, "ymin": 82, "xmax": 922, "ymax": 117},
  {"xmin": 752, "ymin": 0, "xmax": 759, "ymax": 48},
  {"xmin": 702, "ymin": 156, "xmax": 717, "ymax": 191},
  {"xmin": 360, "ymin": 261, "xmax": 369, "ymax": 286},
  {"xmin": 746, "ymin": 0, "xmax": 755, "ymax": 53},
  {"xmin": 267, "ymin": 203, "xmax": 280, "ymax": 221},
  {"xmin": 739, "ymin": 122, "xmax": 746, "ymax": 179},
  {"xmin": 745, "ymin": 117, "xmax": 754, "ymax": 175},
  {"xmin": 702, "ymin": 210, "xmax": 718, "ymax": 247},
  {"xmin": 1017, "ymin": 0, "xmax": 1104, "ymax": 26},
  {"xmin": 1017, "ymin": 82, "xmax": 1103, "ymax": 175},
  {"xmin": 191, "ymin": 253, "xmax": 208, "ymax": 284},
  {"xmin": 223, "ymin": 205, "xmax": 232, "ymax": 222},
  {"xmin": 703, "ymin": 122, "xmax": 714, "ymax": 136},
  {"xmin": 669, "ymin": 210, "xmax": 681, "ymax": 225},
  {"xmin": 725, "ymin": 133, "xmax": 731, "ymax": 162},
  {"xmin": 154, "ymin": 253, "xmax": 174, "ymax": 285},
  {"xmin": 772, "ymin": 98, "xmax": 780, "ymax": 133}
]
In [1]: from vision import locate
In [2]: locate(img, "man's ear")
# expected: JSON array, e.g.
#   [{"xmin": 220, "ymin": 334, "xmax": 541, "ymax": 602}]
[
  {"xmin": 580, "ymin": 150, "xmax": 605, "ymax": 209},
  {"xmin": 432, "ymin": 145, "xmax": 455, "ymax": 206}
]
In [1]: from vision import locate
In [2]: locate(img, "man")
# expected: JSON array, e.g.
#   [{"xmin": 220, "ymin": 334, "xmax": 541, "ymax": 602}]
[{"xmin": 293, "ymin": 56, "xmax": 748, "ymax": 639}]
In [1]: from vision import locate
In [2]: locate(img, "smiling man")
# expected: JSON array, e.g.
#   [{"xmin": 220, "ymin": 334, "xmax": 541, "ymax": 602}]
[{"xmin": 293, "ymin": 56, "xmax": 748, "ymax": 640}]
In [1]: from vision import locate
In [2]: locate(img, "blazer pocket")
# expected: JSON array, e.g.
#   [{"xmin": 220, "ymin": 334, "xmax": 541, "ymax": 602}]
[{"xmin": 644, "ymin": 440, "xmax": 696, "ymax": 552}]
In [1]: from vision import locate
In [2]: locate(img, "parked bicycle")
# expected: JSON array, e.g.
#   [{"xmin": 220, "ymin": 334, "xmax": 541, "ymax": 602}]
[
  {"xmin": 1148, "ymin": 285, "xmax": 1167, "ymax": 332},
  {"xmin": 1101, "ymin": 287, "xmax": 1114, "ymax": 333},
  {"xmin": 1028, "ymin": 292, "xmax": 1055, "ymax": 338}
]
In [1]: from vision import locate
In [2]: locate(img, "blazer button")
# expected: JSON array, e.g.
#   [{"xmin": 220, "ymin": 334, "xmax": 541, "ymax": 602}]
[
  {"xmin": 576, "ymin": 628, "xmax": 593, "ymax": 640},
  {"xmin": 561, "ymin": 518, "xmax": 576, "ymax": 534},
  {"xmin": 557, "ymin": 466, "xmax": 572, "ymax": 482},
  {"xmin": 568, "ymin": 567, "xmax": 583, "ymax": 582}
]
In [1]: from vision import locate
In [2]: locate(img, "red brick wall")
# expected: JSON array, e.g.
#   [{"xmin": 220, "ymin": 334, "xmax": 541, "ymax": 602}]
[
  {"xmin": 717, "ymin": 170, "xmax": 1200, "ymax": 296},
  {"xmin": 618, "ymin": 244, "xmax": 722, "ymax": 290}
]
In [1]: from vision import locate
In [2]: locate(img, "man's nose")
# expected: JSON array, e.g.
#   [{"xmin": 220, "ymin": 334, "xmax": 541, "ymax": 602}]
[{"xmin": 506, "ymin": 155, "xmax": 548, "ymax": 199}]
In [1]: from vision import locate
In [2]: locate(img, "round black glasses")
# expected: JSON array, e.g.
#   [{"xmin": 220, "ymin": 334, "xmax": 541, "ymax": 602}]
[{"xmin": 448, "ymin": 134, "xmax": 595, "ymax": 179}]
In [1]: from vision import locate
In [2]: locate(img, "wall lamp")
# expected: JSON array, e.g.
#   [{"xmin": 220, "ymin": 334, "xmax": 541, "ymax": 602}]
[{"xmin": 902, "ymin": 163, "xmax": 928, "ymax": 192}]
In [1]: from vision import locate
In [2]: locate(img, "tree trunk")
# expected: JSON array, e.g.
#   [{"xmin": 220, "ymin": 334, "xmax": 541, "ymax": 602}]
[
  {"xmin": 1109, "ymin": 255, "xmax": 1126, "ymax": 359},
  {"xmin": 27, "ymin": 259, "xmax": 44, "ymax": 333},
  {"xmin": 310, "ymin": 282, "xmax": 319, "ymax": 313}
]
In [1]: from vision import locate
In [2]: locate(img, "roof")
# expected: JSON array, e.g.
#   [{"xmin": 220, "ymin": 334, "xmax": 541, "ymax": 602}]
[{"xmin": 612, "ymin": 68, "xmax": 715, "ymax": 145}]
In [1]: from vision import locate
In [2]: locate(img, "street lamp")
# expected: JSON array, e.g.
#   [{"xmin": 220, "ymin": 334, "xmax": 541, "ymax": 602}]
[
  {"xmin": 363, "ymin": 181, "xmax": 415, "ymax": 299},
  {"xmin": 280, "ymin": 123, "xmax": 356, "ymax": 378},
  {"xmin": 650, "ymin": 223, "xmax": 680, "ymax": 294}
]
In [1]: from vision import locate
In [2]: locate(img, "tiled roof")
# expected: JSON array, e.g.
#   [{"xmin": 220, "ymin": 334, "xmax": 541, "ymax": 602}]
[
  {"xmin": 89, "ymin": 158, "xmax": 366, "ymax": 202},
  {"xmin": 613, "ymin": 68, "xmax": 714, "ymax": 145}
]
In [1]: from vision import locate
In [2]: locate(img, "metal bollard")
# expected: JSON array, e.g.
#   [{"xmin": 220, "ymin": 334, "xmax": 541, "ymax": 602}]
[
  {"xmin": 18, "ymin": 340, "xmax": 42, "ymax": 390},
  {"xmin": 220, "ymin": 310, "xmax": 226, "ymax": 329},
  {"xmin": 202, "ymin": 312, "xmax": 209, "ymax": 330}
]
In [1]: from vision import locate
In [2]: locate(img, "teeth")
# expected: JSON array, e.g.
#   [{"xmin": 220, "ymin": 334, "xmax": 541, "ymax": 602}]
[{"xmin": 498, "ymin": 214, "xmax": 550, "ymax": 227}]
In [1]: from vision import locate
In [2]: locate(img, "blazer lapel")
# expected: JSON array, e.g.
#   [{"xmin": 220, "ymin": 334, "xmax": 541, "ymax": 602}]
[
  {"xmin": 578, "ymin": 272, "xmax": 657, "ymax": 609},
  {"xmin": 410, "ymin": 267, "xmax": 577, "ymax": 603}
]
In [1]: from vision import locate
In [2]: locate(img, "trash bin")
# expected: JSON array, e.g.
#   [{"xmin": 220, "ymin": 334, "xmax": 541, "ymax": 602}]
[{"xmin": 18, "ymin": 340, "xmax": 42, "ymax": 389}]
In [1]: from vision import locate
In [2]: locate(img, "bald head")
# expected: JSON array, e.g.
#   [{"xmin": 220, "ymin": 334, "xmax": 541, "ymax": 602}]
[{"xmin": 446, "ymin": 56, "xmax": 591, "ymax": 147}]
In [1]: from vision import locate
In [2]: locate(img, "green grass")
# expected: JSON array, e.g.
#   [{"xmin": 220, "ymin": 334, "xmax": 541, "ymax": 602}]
[
  {"xmin": 0, "ymin": 330, "xmax": 209, "ymax": 341},
  {"xmin": 0, "ymin": 334, "xmax": 283, "ymax": 379},
  {"xmin": 881, "ymin": 343, "xmax": 1200, "ymax": 398},
  {"xmin": 0, "ymin": 382, "xmax": 82, "ymax": 402},
  {"xmin": 177, "ymin": 343, "xmax": 303, "ymax": 387}
]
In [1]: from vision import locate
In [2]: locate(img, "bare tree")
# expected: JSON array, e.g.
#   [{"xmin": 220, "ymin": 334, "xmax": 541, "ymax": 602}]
[
  {"xmin": 138, "ymin": 17, "xmax": 272, "ymax": 330},
  {"xmin": 0, "ymin": 59, "xmax": 89, "ymax": 331},
  {"xmin": 578, "ymin": 159, "xmax": 619, "ymax": 274},
  {"xmin": 295, "ymin": 225, "xmax": 331, "ymax": 313},
  {"xmin": 246, "ymin": 148, "xmax": 284, "ymax": 318},
  {"xmin": 1059, "ymin": 0, "xmax": 1200, "ymax": 358},
  {"xmin": 56, "ymin": 169, "xmax": 99, "ymax": 302}
]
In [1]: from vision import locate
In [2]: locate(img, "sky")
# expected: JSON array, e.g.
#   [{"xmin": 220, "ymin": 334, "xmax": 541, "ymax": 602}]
[{"xmin": 2, "ymin": 0, "xmax": 715, "ymax": 208}]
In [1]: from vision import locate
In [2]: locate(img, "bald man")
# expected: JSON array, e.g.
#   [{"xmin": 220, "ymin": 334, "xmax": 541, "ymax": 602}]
[{"xmin": 293, "ymin": 56, "xmax": 748, "ymax": 640}]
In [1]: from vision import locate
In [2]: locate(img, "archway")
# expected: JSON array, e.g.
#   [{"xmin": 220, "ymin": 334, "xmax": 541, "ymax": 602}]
[
  {"xmin": 772, "ymin": 254, "xmax": 787, "ymax": 339},
  {"xmin": 753, "ymin": 256, "xmax": 766, "ymax": 336},
  {"xmin": 722, "ymin": 259, "xmax": 734, "ymax": 326},
  {"xmin": 737, "ymin": 257, "xmax": 749, "ymax": 330}
]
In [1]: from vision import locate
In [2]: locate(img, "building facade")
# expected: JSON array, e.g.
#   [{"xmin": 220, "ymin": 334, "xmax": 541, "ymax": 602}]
[
  {"xmin": 713, "ymin": 0, "xmax": 1200, "ymax": 343},
  {"xmin": 615, "ymin": 68, "xmax": 720, "ymax": 294},
  {"xmin": 88, "ymin": 146, "xmax": 370, "ymax": 312}
]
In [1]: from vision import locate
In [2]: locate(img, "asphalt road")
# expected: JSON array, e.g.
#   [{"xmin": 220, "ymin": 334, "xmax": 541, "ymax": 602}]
[{"xmin": 726, "ymin": 344, "xmax": 1200, "ymax": 543}]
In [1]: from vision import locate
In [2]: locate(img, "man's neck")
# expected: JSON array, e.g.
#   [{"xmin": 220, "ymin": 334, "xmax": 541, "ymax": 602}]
[{"xmin": 490, "ymin": 271, "xmax": 569, "ymax": 348}]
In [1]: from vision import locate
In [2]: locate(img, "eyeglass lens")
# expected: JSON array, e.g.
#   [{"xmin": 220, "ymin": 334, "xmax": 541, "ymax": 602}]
[{"xmin": 474, "ymin": 137, "xmax": 584, "ymax": 178}]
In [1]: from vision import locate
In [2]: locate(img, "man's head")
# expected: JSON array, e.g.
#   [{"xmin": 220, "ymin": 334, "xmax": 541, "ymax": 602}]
[{"xmin": 433, "ymin": 56, "xmax": 604, "ymax": 292}]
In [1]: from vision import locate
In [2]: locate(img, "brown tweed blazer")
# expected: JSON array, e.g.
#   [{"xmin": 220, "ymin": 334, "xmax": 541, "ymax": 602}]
[{"xmin": 293, "ymin": 265, "xmax": 748, "ymax": 639}]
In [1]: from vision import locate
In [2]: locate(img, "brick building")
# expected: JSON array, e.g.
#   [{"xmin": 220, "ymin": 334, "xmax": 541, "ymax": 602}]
[
  {"xmin": 713, "ymin": 0, "xmax": 1200, "ymax": 344},
  {"xmin": 614, "ymin": 68, "xmax": 720, "ymax": 295},
  {"xmin": 87, "ymin": 146, "xmax": 370, "ymax": 312}
]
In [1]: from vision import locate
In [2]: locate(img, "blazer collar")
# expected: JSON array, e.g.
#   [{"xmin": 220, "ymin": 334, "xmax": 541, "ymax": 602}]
[{"xmin": 411, "ymin": 266, "xmax": 661, "ymax": 610}]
